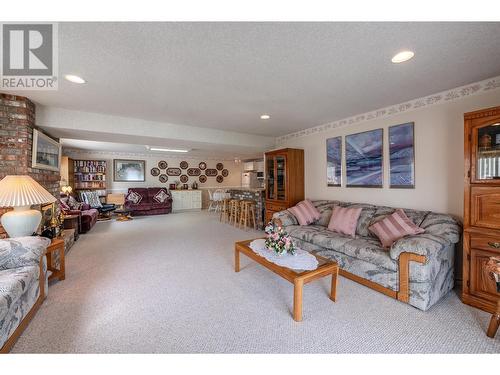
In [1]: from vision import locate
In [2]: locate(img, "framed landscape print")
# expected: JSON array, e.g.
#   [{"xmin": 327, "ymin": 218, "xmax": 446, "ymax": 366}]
[
  {"xmin": 326, "ymin": 136, "xmax": 342, "ymax": 186},
  {"xmin": 346, "ymin": 128, "xmax": 383, "ymax": 187},
  {"xmin": 113, "ymin": 159, "xmax": 146, "ymax": 182},
  {"xmin": 389, "ymin": 122, "xmax": 415, "ymax": 188},
  {"xmin": 32, "ymin": 129, "xmax": 61, "ymax": 172}
]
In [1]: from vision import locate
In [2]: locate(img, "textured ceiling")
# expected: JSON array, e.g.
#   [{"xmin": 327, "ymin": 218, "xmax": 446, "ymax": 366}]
[{"xmin": 13, "ymin": 22, "xmax": 500, "ymax": 137}]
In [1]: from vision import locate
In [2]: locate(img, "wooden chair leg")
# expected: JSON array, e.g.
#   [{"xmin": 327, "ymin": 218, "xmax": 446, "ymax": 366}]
[{"xmin": 487, "ymin": 313, "xmax": 500, "ymax": 338}]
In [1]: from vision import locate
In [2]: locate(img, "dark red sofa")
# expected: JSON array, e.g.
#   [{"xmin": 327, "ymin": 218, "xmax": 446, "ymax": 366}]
[
  {"xmin": 125, "ymin": 187, "xmax": 172, "ymax": 216},
  {"xmin": 59, "ymin": 198, "xmax": 98, "ymax": 233}
]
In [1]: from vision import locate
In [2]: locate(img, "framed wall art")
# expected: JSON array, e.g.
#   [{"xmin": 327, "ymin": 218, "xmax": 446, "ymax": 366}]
[
  {"xmin": 326, "ymin": 136, "xmax": 342, "ymax": 187},
  {"xmin": 32, "ymin": 129, "xmax": 61, "ymax": 172},
  {"xmin": 113, "ymin": 159, "xmax": 146, "ymax": 182},
  {"xmin": 389, "ymin": 122, "xmax": 415, "ymax": 188},
  {"xmin": 346, "ymin": 128, "xmax": 383, "ymax": 188}
]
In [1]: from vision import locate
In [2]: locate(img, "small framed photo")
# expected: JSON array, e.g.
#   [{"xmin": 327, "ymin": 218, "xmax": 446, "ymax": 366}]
[
  {"xmin": 32, "ymin": 129, "xmax": 61, "ymax": 172},
  {"xmin": 113, "ymin": 159, "xmax": 146, "ymax": 182}
]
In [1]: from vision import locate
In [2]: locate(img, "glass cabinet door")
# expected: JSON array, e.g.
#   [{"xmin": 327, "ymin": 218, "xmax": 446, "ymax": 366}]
[
  {"xmin": 276, "ymin": 155, "xmax": 286, "ymax": 201},
  {"xmin": 266, "ymin": 156, "xmax": 275, "ymax": 200},
  {"xmin": 474, "ymin": 122, "xmax": 500, "ymax": 181}
]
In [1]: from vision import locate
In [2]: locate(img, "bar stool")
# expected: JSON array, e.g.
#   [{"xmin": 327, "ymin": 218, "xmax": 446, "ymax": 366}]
[
  {"xmin": 228, "ymin": 200, "xmax": 240, "ymax": 226},
  {"xmin": 239, "ymin": 200, "xmax": 257, "ymax": 230},
  {"xmin": 219, "ymin": 198, "xmax": 231, "ymax": 223}
]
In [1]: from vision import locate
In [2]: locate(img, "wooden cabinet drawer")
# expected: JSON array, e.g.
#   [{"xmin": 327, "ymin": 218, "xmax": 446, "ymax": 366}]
[
  {"xmin": 266, "ymin": 202, "xmax": 287, "ymax": 212},
  {"xmin": 471, "ymin": 234, "xmax": 500, "ymax": 252},
  {"xmin": 471, "ymin": 186, "xmax": 500, "ymax": 229}
]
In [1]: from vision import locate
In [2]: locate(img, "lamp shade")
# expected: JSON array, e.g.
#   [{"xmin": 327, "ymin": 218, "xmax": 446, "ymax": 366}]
[{"xmin": 0, "ymin": 175, "xmax": 56, "ymax": 207}]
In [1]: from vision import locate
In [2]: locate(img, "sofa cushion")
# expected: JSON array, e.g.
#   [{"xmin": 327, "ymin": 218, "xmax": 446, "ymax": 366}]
[
  {"xmin": 311, "ymin": 200, "xmax": 339, "ymax": 226},
  {"xmin": 327, "ymin": 206, "xmax": 362, "ymax": 237},
  {"xmin": 368, "ymin": 206, "xmax": 429, "ymax": 238},
  {"xmin": 0, "ymin": 237, "xmax": 50, "ymax": 271},
  {"xmin": 67, "ymin": 195, "xmax": 83, "ymax": 210},
  {"xmin": 0, "ymin": 265, "xmax": 40, "ymax": 322},
  {"xmin": 126, "ymin": 189, "xmax": 146, "ymax": 205},
  {"xmin": 288, "ymin": 199, "xmax": 321, "ymax": 226},
  {"xmin": 130, "ymin": 203, "xmax": 153, "ymax": 211},
  {"xmin": 81, "ymin": 191, "xmax": 103, "ymax": 209},
  {"xmin": 289, "ymin": 227, "xmax": 397, "ymax": 271},
  {"xmin": 369, "ymin": 209, "xmax": 425, "ymax": 248},
  {"xmin": 153, "ymin": 190, "xmax": 169, "ymax": 204}
]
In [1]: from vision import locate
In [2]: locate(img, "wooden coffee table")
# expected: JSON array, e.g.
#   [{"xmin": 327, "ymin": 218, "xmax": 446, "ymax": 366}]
[{"xmin": 235, "ymin": 239, "xmax": 339, "ymax": 322}]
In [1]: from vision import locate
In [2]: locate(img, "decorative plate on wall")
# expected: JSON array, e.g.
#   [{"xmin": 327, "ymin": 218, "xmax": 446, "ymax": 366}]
[
  {"xmin": 180, "ymin": 161, "xmax": 189, "ymax": 169},
  {"xmin": 158, "ymin": 161, "xmax": 168, "ymax": 169},
  {"xmin": 221, "ymin": 169, "xmax": 229, "ymax": 177},
  {"xmin": 199, "ymin": 175, "xmax": 207, "ymax": 183},
  {"xmin": 199, "ymin": 162, "xmax": 207, "ymax": 170},
  {"xmin": 159, "ymin": 174, "xmax": 168, "ymax": 183},
  {"xmin": 166, "ymin": 167, "xmax": 182, "ymax": 176},
  {"xmin": 151, "ymin": 167, "xmax": 160, "ymax": 176},
  {"xmin": 187, "ymin": 168, "xmax": 201, "ymax": 176},
  {"xmin": 205, "ymin": 168, "xmax": 218, "ymax": 177},
  {"xmin": 180, "ymin": 175, "xmax": 189, "ymax": 183},
  {"xmin": 216, "ymin": 163, "xmax": 224, "ymax": 171},
  {"xmin": 216, "ymin": 175, "xmax": 223, "ymax": 183}
]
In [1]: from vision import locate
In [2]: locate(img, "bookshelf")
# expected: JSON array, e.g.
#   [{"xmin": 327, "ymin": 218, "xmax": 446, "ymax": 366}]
[{"xmin": 73, "ymin": 160, "xmax": 107, "ymax": 194}]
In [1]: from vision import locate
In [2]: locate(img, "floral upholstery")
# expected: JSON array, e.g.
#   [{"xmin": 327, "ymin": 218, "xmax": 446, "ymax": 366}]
[
  {"xmin": 0, "ymin": 237, "xmax": 49, "ymax": 350},
  {"xmin": 0, "ymin": 237, "xmax": 50, "ymax": 271},
  {"xmin": 274, "ymin": 200, "xmax": 461, "ymax": 311}
]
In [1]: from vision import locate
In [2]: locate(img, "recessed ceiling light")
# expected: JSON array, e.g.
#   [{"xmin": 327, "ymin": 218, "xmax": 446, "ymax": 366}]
[
  {"xmin": 147, "ymin": 146, "xmax": 189, "ymax": 153},
  {"xmin": 391, "ymin": 51, "xmax": 415, "ymax": 64},
  {"xmin": 260, "ymin": 114, "xmax": 270, "ymax": 120},
  {"xmin": 64, "ymin": 74, "xmax": 86, "ymax": 84}
]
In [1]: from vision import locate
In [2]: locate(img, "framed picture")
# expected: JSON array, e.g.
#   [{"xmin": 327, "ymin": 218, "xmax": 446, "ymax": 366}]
[
  {"xmin": 326, "ymin": 136, "xmax": 342, "ymax": 186},
  {"xmin": 389, "ymin": 122, "xmax": 415, "ymax": 188},
  {"xmin": 32, "ymin": 129, "xmax": 61, "ymax": 171},
  {"xmin": 113, "ymin": 159, "xmax": 146, "ymax": 182},
  {"xmin": 346, "ymin": 128, "xmax": 383, "ymax": 187}
]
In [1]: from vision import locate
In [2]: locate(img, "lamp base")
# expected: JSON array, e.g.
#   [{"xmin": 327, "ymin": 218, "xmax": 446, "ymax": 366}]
[{"xmin": 1, "ymin": 206, "xmax": 42, "ymax": 238}]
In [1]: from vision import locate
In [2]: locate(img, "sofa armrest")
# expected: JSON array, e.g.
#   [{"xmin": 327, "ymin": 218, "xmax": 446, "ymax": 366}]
[
  {"xmin": 271, "ymin": 210, "xmax": 298, "ymax": 227},
  {"xmin": 390, "ymin": 233, "xmax": 451, "ymax": 261},
  {"xmin": 0, "ymin": 236, "xmax": 51, "ymax": 270}
]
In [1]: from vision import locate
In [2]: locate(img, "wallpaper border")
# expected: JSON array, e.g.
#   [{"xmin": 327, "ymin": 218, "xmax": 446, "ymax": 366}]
[{"xmin": 276, "ymin": 75, "xmax": 500, "ymax": 145}]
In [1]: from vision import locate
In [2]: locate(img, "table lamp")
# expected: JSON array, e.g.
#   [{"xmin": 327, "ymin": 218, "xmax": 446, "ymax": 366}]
[{"xmin": 0, "ymin": 175, "xmax": 56, "ymax": 238}]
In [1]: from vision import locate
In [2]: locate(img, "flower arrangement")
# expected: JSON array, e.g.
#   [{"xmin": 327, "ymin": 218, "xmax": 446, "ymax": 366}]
[{"xmin": 264, "ymin": 219, "xmax": 296, "ymax": 256}]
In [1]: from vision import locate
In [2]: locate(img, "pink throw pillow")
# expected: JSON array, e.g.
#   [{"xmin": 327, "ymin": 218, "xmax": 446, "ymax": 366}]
[
  {"xmin": 369, "ymin": 209, "xmax": 425, "ymax": 248},
  {"xmin": 288, "ymin": 199, "xmax": 321, "ymax": 226},
  {"xmin": 327, "ymin": 206, "xmax": 362, "ymax": 237}
]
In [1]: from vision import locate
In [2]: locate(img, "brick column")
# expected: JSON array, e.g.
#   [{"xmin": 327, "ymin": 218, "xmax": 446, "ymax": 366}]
[{"xmin": 0, "ymin": 93, "xmax": 60, "ymax": 238}]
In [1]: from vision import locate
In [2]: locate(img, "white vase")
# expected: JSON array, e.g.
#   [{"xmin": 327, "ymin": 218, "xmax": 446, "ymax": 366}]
[{"xmin": 1, "ymin": 206, "xmax": 42, "ymax": 237}]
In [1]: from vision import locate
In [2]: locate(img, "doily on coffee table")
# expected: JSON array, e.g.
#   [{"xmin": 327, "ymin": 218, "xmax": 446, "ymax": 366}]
[{"xmin": 249, "ymin": 239, "xmax": 318, "ymax": 271}]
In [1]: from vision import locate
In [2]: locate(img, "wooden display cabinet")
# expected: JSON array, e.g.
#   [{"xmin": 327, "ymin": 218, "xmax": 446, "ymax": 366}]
[
  {"xmin": 463, "ymin": 106, "xmax": 500, "ymax": 314},
  {"xmin": 264, "ymin": 148, "xmax": 304, "ymax": 224}
]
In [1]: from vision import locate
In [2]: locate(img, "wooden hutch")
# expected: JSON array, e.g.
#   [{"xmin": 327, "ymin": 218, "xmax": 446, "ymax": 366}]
[
  {"xmin": 264, "ymin": 148, "xmax": 304, "ymax": 223},
  {"xmin": 463, "ymin": 106, "xmax": 500, "ymax": 314}
]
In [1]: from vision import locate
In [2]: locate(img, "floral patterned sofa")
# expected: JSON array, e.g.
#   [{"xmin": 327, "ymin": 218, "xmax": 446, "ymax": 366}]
[
  {"xmin": 0, "ymin": 236, "xmax": 49, "ymax": 353},
  {"xmin": 273, "ymin": 200, "xmax": 461, "ymax": 311}
]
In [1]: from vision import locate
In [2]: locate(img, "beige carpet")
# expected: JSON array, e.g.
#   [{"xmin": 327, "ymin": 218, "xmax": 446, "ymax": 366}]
[{"xmin": 11, "ymin": 211, "xmax": 500, "ymax": 353}]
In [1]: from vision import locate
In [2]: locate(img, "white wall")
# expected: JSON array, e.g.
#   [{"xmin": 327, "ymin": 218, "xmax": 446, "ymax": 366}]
[
  {"xmin": 279, "ymin": 90, "xmax": 500, "ymax": 219},
  {"xmin": 64, "ymin": 151, "xmax": 243, "ymax": 193}
]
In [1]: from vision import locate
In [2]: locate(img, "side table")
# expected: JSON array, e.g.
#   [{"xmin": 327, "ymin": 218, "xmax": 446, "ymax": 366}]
[
  {"xmin": 46, "ymin": 238, "xmax": 65, "ymax": 282},
  {"xmin": 63, "ymin": 214, "xmax": 80, "ymax": 241}
]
